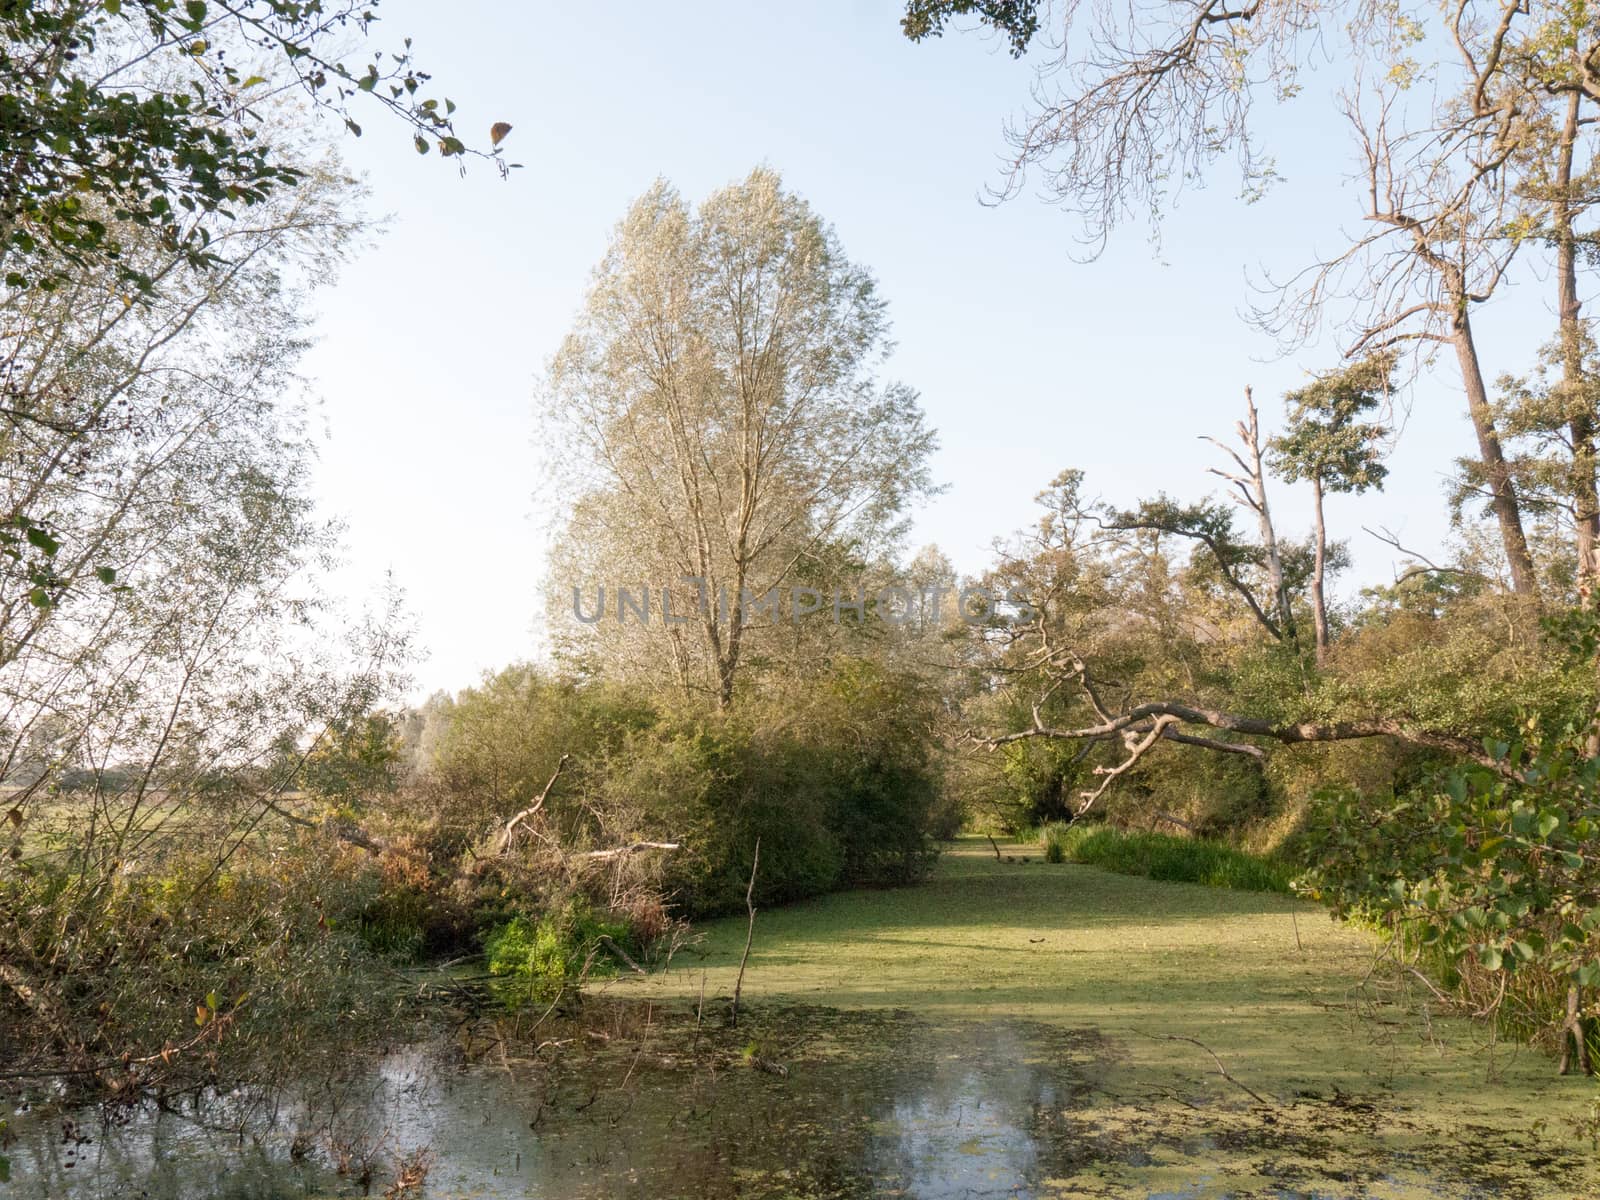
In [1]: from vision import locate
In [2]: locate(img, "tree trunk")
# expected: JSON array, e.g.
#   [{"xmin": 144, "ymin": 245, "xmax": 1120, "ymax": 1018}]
[
  {"xmin": 1555, "ymin": 88, "xmax": 1600, "ymax": 603},
  {"xmin": 1451, "ymin": 307, "xmax": 1539, "ymax": 599},
  {"xmin": 1242, "ymin": 389, "xmax": 1297, "ymax": 643},
  {"xmin": 1558, "ymin": 983, "xmax": 1593, "ymax": 1076},
  {"xmin": 1552, "ymin": 85, "xmax": 1600, "ymax": 758},
  {"xmin": 1310, "ymin": 474, "xmax": 1329, "ymax": 666}
]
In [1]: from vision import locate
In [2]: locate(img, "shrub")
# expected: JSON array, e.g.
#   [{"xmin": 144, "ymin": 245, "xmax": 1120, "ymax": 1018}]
[
  {"xmin": 407, "ymin": 659, "xmax": 947, "ymax": 925},
  {"xmin": 1299, "ymin": 735, "xmax": 1600, "ymax": 1063},
  {"xmin": 483, "ymin": 900, "xmax": 637, "ymax": 1003},
  {"xmin": 1055, "ymin": 824, "xmax": 1292, "ymax": 893},
  {"xmin": 0, "ymin": 833, "xmax": 411, "ymax": 1098},
  {"xmin": 1038, "ymin": 821, "xmax": 1072, "ymax": 864}
]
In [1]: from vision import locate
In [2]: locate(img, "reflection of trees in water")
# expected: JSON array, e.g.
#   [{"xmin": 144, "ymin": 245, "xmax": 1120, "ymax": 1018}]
[
  {"xmin": 864, "ymin": 1017, "xmax": 1113, "ymax": 1196},
  {"xmin": 3, "ymin": 1051, "xmax": 440, "ymax": 1200},
  {"xmin": 2, "ymin": 1011, "xmax": 1133, "ymax": 1200}
]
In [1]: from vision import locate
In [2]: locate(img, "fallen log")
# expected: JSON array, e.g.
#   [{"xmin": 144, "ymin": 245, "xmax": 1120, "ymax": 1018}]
[
  {"xmin": 598, "ymin": 934, "xmax": 646, "ymax": 976},
  {"xmin": 580, "ymin": 841, "xmax": 680, "ymax": 863}
]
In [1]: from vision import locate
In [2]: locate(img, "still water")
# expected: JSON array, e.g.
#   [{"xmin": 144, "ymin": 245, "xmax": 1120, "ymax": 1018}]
[{"xmin": 0, "ymin": 1002, "xmax": 1570, "ymax": 1199}]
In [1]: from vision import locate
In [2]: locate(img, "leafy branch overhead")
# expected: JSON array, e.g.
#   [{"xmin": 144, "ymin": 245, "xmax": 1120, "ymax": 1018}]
[{"xmin": 0, "ymin": 0, "xmax": 511, "ymax": 295}]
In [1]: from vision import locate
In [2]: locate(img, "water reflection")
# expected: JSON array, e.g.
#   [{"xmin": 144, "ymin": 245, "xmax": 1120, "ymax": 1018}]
[{"xmin": 0, "ymin": 1003, "xmax": 1570, "ymax": 1199}]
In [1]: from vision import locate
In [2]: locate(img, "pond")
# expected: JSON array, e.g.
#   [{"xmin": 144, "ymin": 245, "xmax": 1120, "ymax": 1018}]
[{"xmin": 3, "ymin": 999, "xmax": 1580, "ymax": 1199}]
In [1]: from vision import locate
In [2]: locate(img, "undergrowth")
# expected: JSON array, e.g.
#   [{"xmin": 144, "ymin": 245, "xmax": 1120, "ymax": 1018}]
[{"xmin": 1042, "ymin": 823, "xmax": 1293, "ymax": 894}]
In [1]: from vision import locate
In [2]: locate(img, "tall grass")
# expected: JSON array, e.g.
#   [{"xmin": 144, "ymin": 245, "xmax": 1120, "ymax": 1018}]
[{"xmin": 1043, "ymin": 823, "xmax": 1292, "ymax": 894}]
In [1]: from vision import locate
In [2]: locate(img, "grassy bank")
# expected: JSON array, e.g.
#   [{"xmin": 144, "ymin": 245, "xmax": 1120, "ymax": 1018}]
[
  {"xmin": 624, "ymin": 837, "xmax": 1599, "ymax": 1198},
  {"xmin": 1040, "ymin": 821, "xmax": 1294, "ymax": 892}
]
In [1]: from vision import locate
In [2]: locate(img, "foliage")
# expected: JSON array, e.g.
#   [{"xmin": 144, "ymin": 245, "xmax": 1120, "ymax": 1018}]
[
  {"xmin": 0, "ymin": 0, "xmax": 493, "ymax": 294},
  {"xmin": 900, "ymin": 0, "xmax": 1041, "ymax": 56},
  {"xmin": 0, "ymin": 830, "xmax": 410, "ymax": 1096},
  {"xmin": 302, "ymin": 711, "xmax": 405, "ymax": 804},
  {"xmin": 1038, "ymin": 820, "xmax": 1071, "ymax": 863},
  {"xmin": 543, "ymin": 168, "xmax": 938, "ymax": 708},
  {"xmin": 484, "ymin": 901, "xmax": 635, "ymax": 1004},
  {"xmin": 1300, "ymin": 734, "xmax": 1600, "ymax": 1024},
  {"xmin": 1267, "ymin": 354, "xmax": 1392, "ymax": 497},
  {"xmin": 411, "ymin": 657, "xmax": 944, "ymax": 923},
  {"xmin": 1053, "ymin": 823, "xmax": 1294, "ymax": 893}
]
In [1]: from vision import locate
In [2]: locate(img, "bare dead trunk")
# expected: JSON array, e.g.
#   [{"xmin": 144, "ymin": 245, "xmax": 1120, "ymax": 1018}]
[
  {"xmin": 1553, "ymin": 86, "xmax": 1600, "ymax": 757},
  {"xmin": 1309, "ymin": 474, "xmax": 1329, "ymax": 666},
  {"xmin": 1241, "ymin": 390, "xmax": 1296, "ymax": 642},
  {"xmin": 1452, "ymin": 307, "xmax": 1539, "ymax": 599}
]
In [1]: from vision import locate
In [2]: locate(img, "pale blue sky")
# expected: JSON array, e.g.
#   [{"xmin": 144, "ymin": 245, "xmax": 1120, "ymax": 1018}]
[{"xmin": 298, "ymin": 1, "xmax": 1560, "ymax": 696}]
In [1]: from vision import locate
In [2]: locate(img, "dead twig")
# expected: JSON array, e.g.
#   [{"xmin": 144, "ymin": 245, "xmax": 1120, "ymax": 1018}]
[
  {"xmin": 1137, "ymin": 1030, "xmax": 1275, "ymax": 1106},
  {"xmin": 731, "ymin": 837, "xmax": 760, "ymax": 1029}
]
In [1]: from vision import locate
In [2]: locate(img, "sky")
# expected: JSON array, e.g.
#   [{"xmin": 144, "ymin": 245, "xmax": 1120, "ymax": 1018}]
[{"xmin": 296, "ymin": 1, "xmax": 1567, "ymax": 699}]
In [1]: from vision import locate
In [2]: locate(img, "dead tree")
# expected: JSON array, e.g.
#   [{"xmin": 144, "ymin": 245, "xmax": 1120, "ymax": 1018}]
[
  {"xmin": 1258, "ymin": 72, "xmax": 1540, "ymax": 600},
  {"xmin": 1204, "ymin": 389, "xmax": 1296, "ymax": 644}
]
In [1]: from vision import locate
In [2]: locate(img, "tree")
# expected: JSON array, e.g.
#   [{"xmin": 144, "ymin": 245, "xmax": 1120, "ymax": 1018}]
[
  {"xmin": 901, "ymin": 0, "xmax": 1329, "ymax": 253},
  {"xmin": 301, "ymin": 710, "xmax": 404, "ymax": 803},
  {"xmin": 1204, "ymin": 389, "xmax": 1296, "ymax": 645},
  {"xmin": 0, "ymin": 0, "xmax": 502, "ymax": 295},
  {"xmin": 899, "ymin": 0, "xmax": 1570, "ymax": 598},
  {"xmin": 0, "ymin": 135, "xmax": 417, "ymax": 1086},
  {"xmin": 900, "ymin": 0, "xmax": 1041, "ymax": 56},
  {"xmin": 1269, "ymin": 355, "xmax": 1391, "ymax": 663},
  {"xmin": 545, "ymin": 168, "xmax": 938, "ymax": 709}
]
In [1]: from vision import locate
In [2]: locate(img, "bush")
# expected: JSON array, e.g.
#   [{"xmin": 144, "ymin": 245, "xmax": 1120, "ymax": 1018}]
[
  {"xmin": 399, "ymin": 659, "xmax": 946, "ymax": 927},
  {"xmin": 1055, "ymin": 824, "xmax": 1292, "ymax": 893},
  {"xmin": 0, "ymin": 832, "xmax": 411, "ymax": 1097},
  {"xmin": 1038, "ymin": 821, "xmax": 1072, "ymax": 864},
  {"xmin": 1298, "ymin": 736, "xmax": 1600, "ymax": 1063},
  {"xmin": 483, "ymin": 900, "xmax": 637, "ymax": 1003}
]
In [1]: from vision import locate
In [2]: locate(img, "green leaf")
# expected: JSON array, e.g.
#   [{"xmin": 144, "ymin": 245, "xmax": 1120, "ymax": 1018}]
[
  {"xmin": 103, "ymin": 0, "xmax": 120, "ymax": 12},
  {"xmin": 27, "ymin": 587, "xmax": 51, "ymax": 609},
  {"xmin": 0, "ymin": 1153, "xmax": 9, "ymax": 1183},
  {"xmin": 413, "ymin": 135, "xmax": 429, "ymax": 155},
  {"xmin": 241, "ymin": 75, "xmax": 267, "ymax": 89},
  {"xmin": 1480, "ymin": 945, "xmax": 1503, "ymax": 971},
  {"xmin": 25, "ymin": 527, "xmax": 59, "ymax": 556}
]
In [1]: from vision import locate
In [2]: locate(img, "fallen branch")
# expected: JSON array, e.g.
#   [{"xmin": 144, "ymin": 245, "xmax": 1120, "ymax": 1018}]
[
  {"xmin": 1154, "ymin": 811, "xmax": 1199, "ymax": 834},
  {"xmin": 494, "ymin": 755, "xmax": 569, "ymax": 855},
  {"xmin": 977, "ymin": 698, "xmax": 1517, "ymax": 779},
  {"xmin": 1138, "ymin": 1031, "xmax": 1275, "ymax": 1106},
  {"xmin": 580, "ymin": 841, "xmax": 681, "ymax": 863},
  {"xmin": 598, "ymin": 934, "xmax": 646, "ymax": 976},
  {"xmin": 731, "ymin": 837, "xmax": 760, "ymax": 1029}
]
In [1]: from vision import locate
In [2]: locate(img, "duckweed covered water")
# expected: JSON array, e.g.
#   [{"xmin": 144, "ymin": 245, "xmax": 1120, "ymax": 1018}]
[
  {"xmin": 6, "ymin": 1000, "xmax": 1593, "ymax": 1199},
  {"xmin": 6, "ymin": 842, "xmax": 1598, "ymax": 1198}
]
